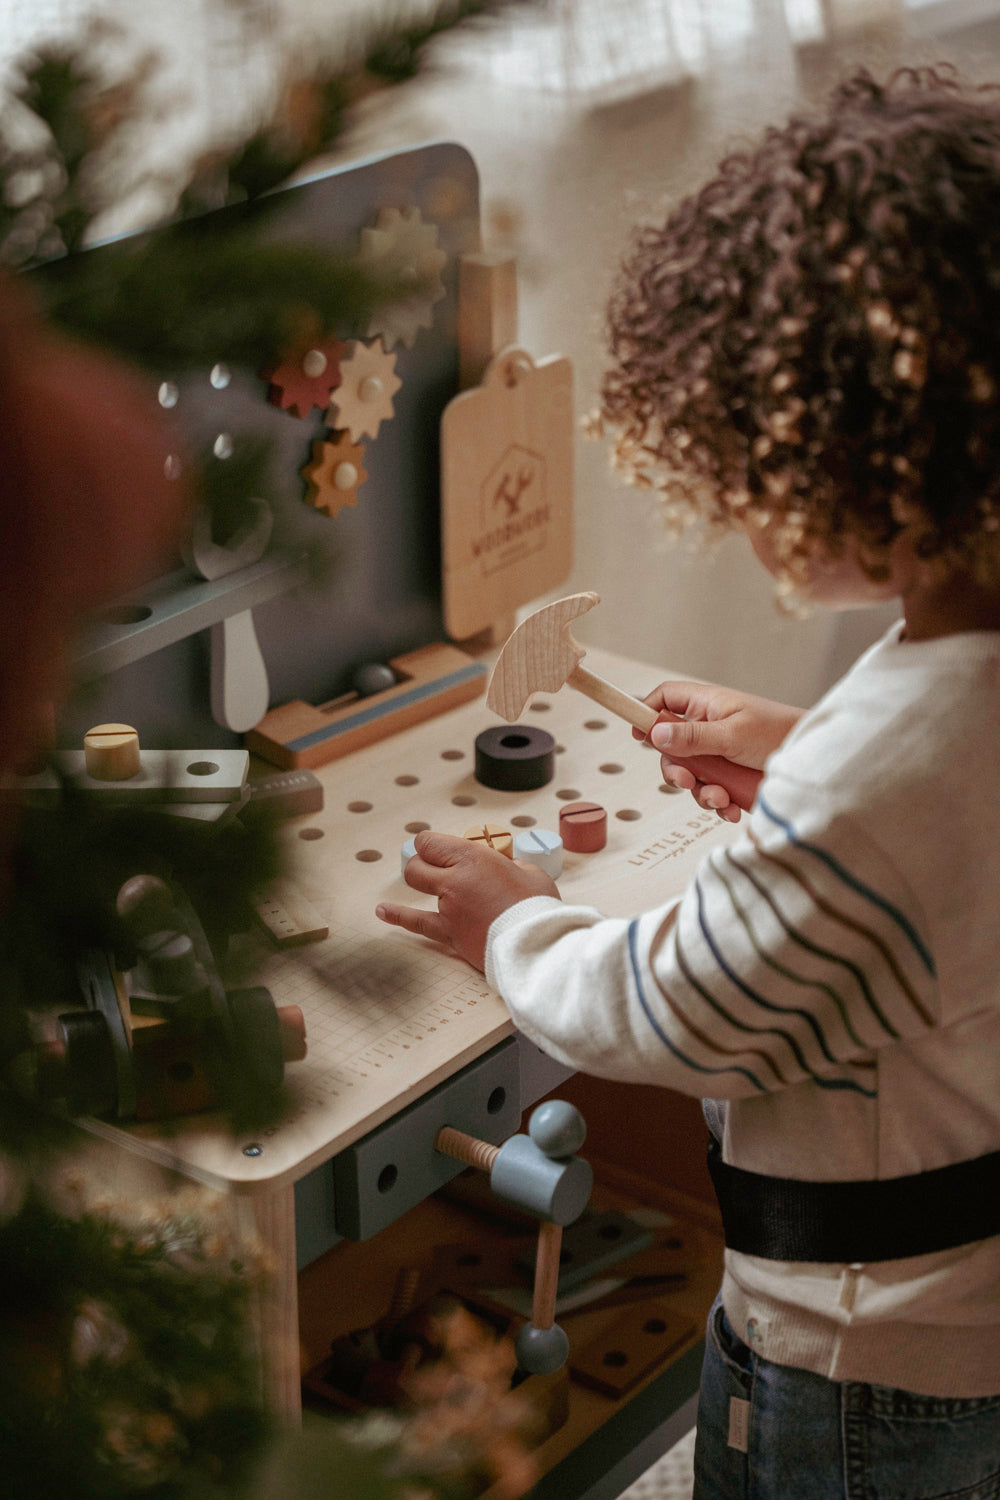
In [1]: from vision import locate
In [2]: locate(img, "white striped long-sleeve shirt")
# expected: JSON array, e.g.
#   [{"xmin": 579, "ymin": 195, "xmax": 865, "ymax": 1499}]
[{"xmin": 485, "ymin": 623, "xmax": 1000, "ymax": 1397}]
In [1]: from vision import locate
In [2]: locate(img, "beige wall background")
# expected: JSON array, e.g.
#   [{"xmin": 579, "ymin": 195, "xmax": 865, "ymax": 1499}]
[
  {"xmin": 334, "ymin": 2, "xmax": 1000, "ymax": 706},
  {"xmin": 5, "ymin": 0, "xmax": 1000, "ymax": 707}
]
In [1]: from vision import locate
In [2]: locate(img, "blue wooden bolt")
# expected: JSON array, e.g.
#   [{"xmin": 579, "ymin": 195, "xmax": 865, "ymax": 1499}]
[{"xmin": 513, "ymin": 827, "xmax": 563, "ymax": 879}]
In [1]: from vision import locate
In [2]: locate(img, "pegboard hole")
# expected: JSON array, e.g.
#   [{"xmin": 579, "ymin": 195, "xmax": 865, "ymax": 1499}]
[
  {"xmin": 500, "ymin": 733, "xmax": 531, "ymax": 749},
  {"xmin": 584, "ymin": 719, "xmax": 608, "ymax": 731},
  {"xmin": 348, "ymin": 801, "xmax": 373, "ymax": 813},
  {"xmin": 616, "ymin": 809, "xmax": 642, "ymax": 822},
  {"xmin": 510, "ymin": 815, "xmax": 536, "ymax": 828},
  {"xmin": 556, "ymin": 788, "xmax": 581, "ymax": 801},
  {"xmin": 599, "ymin": 763, "xmax": 625, "ymax": 774},
  {"xmin": 405, "ymin": 821, "xmax": 430, "ymax": 834},
  {"xmin": 486, "ymin": 1086, "xmax": 506, "ymax": 1115},
  {"xmin": 395, "ymin": 775, "xmax": 419, "ymax": 786},
  {"xmin": 356, "ymin": 849, "xmax": 382, "ymax": 862},
  {"xmin": 660, "ymin": 782, "xmax": 684, "ymax": 795},
  {"xmin": 603, "ymin": 1350, "xmax": 629, "ymax": 1368},
  {"xmin": 452, "ymin": 795, "xmax": 477, "ymax": 807},
  {"xmin": 644, "ymin": 1319, "xmax": 667, "ymax": 1334},
  {"xmin": 529, "ymin": 700, "xmax": 551, "ymax": 711},
  {"xmin": 377, "ymin": 1164, "xmax": 398, "ymax": 1194},
  {"xmin": 299, "ymin": 827, "xmax": 325, "ymax": 841},
  {"xmin": 556, "ymin": 744, "xmax": 566, "ymax": 754},
  {"xmin": 441, "ymin": 749, "xmax": 465, "ymax": 761},
  {"xmin": 186, "ymin": 760, "xmax": 219, "ymax": 776}
]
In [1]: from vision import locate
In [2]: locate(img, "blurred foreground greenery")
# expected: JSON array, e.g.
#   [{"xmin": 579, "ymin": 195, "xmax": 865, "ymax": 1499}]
[{"xmin": 0, "ymin": 5, "xmax": 540, "ymax": 1496}]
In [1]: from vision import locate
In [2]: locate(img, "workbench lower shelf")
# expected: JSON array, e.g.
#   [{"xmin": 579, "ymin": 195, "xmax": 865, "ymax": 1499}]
[{"xmin": 297, "ymin": 1150, "xmax": 722, "ymax": 1500}]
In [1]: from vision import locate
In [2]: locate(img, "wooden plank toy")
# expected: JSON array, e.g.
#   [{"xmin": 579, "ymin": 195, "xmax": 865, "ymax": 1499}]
[
  {"xmin": 8, "ymin": 736, "xmax": 249, "ymax": 804},
  {"xmin": 568, "ymin": 1302, "xmax": 697, "ymax": 1399},
  {"xmin": 457, "ymin": 252, "xmax": 519, "ymax": 395},
  {"xmin": 487, "ymin": 592, "xmax": 761, "ymax": 809},
  {"xmin": 245, "ymin": 642, "xmax": 487, "ymax": 770}
]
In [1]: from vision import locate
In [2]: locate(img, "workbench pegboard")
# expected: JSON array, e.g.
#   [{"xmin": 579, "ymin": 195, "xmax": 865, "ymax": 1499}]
[
  {"xmin": 95, "ymin": 647, "xmax": 738, "ymax": 1198},
  {"xmin": 58, "ymin": 140, "xmax": 483, "ymax": 751}
]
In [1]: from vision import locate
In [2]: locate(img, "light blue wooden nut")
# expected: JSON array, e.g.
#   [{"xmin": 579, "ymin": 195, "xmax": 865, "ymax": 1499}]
[
  {"xmin": 490, "ymin": 1134, "xmax": 593, "ymax": 1225},
  {"xmin": 515, "ymin": 1320, "xmax": 569, "ymax": 1375},
  {"xmin": 401, "ymin": 836, "xmax": 418, "ymax": 876},
  {"xmin": 513, "ymin": 827, "xmax": 563, "ymax": 879},
  {"xmin": 529, "ymin": 1099, "xmax": 586, "ymax": 1159}
]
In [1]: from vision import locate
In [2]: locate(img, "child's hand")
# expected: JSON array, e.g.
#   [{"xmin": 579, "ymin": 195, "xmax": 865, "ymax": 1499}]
[
  {"xmin": 375, "ymin": 831, "xmax": 560, "ymax": 972},
  {"xmin": 634, "ymin": 681, "xmax": 803, "ymax": 822}
]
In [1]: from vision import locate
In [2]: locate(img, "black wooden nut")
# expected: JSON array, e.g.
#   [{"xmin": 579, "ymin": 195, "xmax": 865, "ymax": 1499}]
[{"xmin": 474, "ymin": 724, "xmax": 556, "ymax": 791}]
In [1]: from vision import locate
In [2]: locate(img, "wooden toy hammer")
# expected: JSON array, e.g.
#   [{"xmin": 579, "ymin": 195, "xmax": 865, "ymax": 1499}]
[{"xmin": 486, "ymin": 592, "xmax": 760, "ymax": 808}]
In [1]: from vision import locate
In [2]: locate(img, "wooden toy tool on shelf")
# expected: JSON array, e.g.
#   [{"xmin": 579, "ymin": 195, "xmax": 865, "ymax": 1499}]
[
  {"xmin": 41, "ymin": 873, "xmax": 306, "ymax": 1123},
  {"xmin": 435, "ymin": 1099, "xmax": 593, "ymax": 1376},
  {"xmin": 487, "ymin": 592, "xmax": 761, "ymax": 808},
  {"xmin": 246, "ymin": 642, "xmax": 487, "ymax": 770}
]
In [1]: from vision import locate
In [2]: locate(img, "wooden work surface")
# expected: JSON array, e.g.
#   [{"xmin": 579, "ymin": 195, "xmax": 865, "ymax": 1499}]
[{"xmin": 86, "ymin": 647, "xmax": 740, "ymax": 1195}]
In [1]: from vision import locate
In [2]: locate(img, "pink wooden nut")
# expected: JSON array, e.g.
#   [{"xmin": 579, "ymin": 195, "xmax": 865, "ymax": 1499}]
[{"xmin": 559, "ymin": 800, "xmax": 607, "ymax": 853}]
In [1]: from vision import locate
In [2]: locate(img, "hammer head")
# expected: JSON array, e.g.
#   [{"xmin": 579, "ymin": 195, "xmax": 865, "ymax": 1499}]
[{"xmin": 487, "ymin": 592, "xmax": 600, "ymax": 721}]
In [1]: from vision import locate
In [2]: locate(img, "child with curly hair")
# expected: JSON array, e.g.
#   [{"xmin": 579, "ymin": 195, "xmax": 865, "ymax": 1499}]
[{"xmin": 377, "ymin": 68, "xmax": 1000, "ymax": 1496}]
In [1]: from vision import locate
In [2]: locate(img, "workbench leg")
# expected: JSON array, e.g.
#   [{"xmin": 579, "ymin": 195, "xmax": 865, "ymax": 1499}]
[{"xmin": 230, "ymin": 1184, "xmax": 302, "ymax": 1424}]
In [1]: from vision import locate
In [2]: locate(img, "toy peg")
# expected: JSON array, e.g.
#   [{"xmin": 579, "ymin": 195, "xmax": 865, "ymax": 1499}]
[
  {"xmin": 458, "ymin": 252, "xmax": 518, "ymax": 391},
  {"xmin": 487, "ymin": 592, "xmax": 762, "ymax": 808},
  {"xmin": 462, "ymin": 823, "xmax": 513, "ymax": 858},
  {"xmin": 84, "ymin": 723, "xmax": 141, "ymax": 781},
  {"xmin": 434, "ymin": 1099, "xmax": 591, "ymax": 1375}
]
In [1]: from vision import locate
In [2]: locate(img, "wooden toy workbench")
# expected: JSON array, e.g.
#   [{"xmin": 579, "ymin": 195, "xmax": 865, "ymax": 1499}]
[{"xmin": 84, "ymin": 643, "xmax": 734, "ymax": 1496}]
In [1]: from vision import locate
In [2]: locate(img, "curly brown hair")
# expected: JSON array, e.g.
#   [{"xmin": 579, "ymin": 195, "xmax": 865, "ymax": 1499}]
[{"xmin": 599, "ymin": 66, "xmax": 1000, "ymax": 588}]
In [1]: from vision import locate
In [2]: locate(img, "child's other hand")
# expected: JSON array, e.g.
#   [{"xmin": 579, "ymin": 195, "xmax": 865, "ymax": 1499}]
[
  {"xmin": 634, "ymin": 681, "xmax": 803, "ymax": 822},
  {"xmin": 375, "ymin": 831, "xmax": 560, "ymax": 972}
]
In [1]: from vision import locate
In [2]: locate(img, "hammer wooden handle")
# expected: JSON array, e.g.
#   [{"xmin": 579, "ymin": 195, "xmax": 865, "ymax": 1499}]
[
  {"xmin": 567, "ymin": 663, "xmax": 657, "ymax": 733},
  {"xmin": 566, "ymin": 663, "xmax": 761, "ymax": 811}
]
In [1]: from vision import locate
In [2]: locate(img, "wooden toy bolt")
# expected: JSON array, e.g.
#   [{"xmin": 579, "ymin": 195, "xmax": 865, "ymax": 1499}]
[
  {"xmin": 462, "ymin": 823, "xmax": 513, "ymax": 858},
  {"xmin": 435, "ymin": 1099, "xmax": 592, "ymax": 1375},
  {"xmin": 513, "ymin": 827, "xmax": 563, "ymax": 878},
  {"xmin": 84, "ymin": 723, "xmax": 141, "ymax": 780}
]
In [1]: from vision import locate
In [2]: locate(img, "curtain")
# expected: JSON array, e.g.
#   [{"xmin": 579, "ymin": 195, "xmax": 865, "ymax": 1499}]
[{"xmin": 439, "ymin": 0, "xmax": 904, "ymax": 100}]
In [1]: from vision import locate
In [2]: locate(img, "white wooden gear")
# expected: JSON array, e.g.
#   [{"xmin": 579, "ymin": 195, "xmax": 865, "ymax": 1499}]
[
  {"xmin": 359, "ymin": 205, "xmax": 447, "ymax": 350},
  {"xmin": 327, "ymin": 338, "xmax": 402, "ymax": 441}
]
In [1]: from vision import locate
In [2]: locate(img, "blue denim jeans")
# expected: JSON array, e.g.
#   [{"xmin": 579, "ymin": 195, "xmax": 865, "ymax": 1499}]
[{"xmin": 693, "ymin": 1294, "xmax": 1000, "ymax": 1499}]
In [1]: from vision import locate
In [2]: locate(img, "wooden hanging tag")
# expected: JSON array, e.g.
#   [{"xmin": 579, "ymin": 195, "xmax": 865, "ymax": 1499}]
[{"xmin": 440, "ymin": 346, "xmax": 574, "ymax": 642}]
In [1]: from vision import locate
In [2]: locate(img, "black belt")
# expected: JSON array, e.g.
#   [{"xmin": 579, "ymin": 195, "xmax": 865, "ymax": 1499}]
[{"xmin": 707, "ymin": 1136, "xmax": 1000, "ymax": 1262}]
